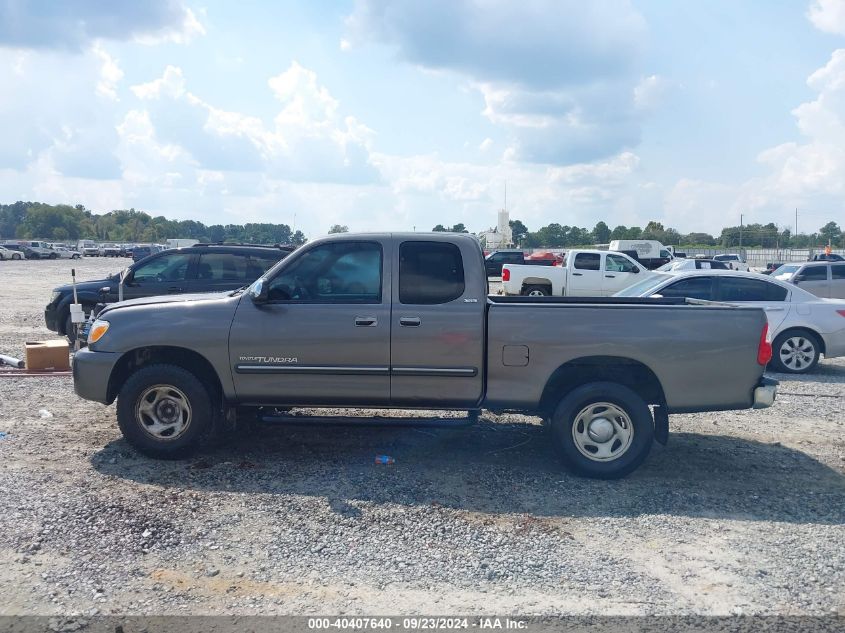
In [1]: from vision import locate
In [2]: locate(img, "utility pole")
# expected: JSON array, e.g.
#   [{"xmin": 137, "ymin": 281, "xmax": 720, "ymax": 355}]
[
  {"xmin": 795, "ymin": 208, "xmax": 798, "ymax": 237},
  {"xmin": 739, "ymin": 213, "xmax": 744, "ymax": 250}
]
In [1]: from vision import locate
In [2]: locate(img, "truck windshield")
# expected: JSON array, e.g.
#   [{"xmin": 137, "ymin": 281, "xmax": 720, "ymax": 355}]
[{"xmin": 613, "ymin": 273, "xmax": 673, "ymax": 297}]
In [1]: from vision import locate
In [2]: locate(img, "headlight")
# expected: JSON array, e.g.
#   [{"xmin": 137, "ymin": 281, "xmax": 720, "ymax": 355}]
[{"xmin": 88, "ymin": 319, "xmax": 110, "ymax": 344}]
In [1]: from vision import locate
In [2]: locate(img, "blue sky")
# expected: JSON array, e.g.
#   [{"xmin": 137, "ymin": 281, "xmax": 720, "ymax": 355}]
[{"xmin": 2, "ymin": 0, "xmax": 845, "ymax": 237}]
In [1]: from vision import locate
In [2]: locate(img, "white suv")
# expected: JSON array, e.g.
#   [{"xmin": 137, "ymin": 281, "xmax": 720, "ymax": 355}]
[{"xmin": 713, "ymin": 254, "xmax": 750, "ymax": 271}]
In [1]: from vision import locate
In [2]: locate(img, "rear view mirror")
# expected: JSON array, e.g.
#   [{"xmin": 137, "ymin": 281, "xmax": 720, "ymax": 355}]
[
  {"xmin": 250, "ymin": 279, "xmax": 269, "ymax": 303},
  {"xmin": 793, "ymin": 274, "xmax": 805, "ymax": 283}
]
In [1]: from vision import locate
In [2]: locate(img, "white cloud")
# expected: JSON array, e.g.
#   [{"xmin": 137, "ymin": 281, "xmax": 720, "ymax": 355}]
[
  {"xmin": 633, "ymin": 75, "xmax": 669, "ymax": 111},
  {"xmin": 130, "ymin": 62, "xmax": 378, "ymax": 183},
  {"xmin": 92, "ymin": 44, "xmax": 124, "ymax": 100},
  {"xmin": 808, "ymin": 0, "xmax": 845, "ymax": 35},
  {"xmin": 0, "ymin": 2, "xmax": 204, "ymax": 52},
  {"xmin": 479, "ymin": 137, "xmax": 493, "ymax": 152},
  {"xmin": 346, "ymin": 0, "xmax": 650, "ymax": 165}
]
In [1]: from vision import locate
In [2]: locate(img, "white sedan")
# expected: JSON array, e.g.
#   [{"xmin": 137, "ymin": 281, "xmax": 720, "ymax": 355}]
[
  {"xmin": 52, "ymin": 247, "xmax": 81, "ymax": 259},
  {"xmin": 616, "ymin": 269, "xmax": 845, "ymax": 374}
]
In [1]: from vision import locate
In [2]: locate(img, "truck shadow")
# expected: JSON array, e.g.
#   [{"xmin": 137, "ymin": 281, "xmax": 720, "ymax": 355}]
[
  {"xmin": 767, "ymin": 363, "xmax": 845, "ymax": 384},
  {"xmin": 90, "ymin": 419, "xmax": 845, "ymax": 525}
]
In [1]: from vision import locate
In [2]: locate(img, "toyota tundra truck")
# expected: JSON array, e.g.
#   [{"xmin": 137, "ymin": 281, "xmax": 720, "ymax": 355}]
[{"xmin": 72, "ymin": 232, "xmax": 777, "ymax": 479}]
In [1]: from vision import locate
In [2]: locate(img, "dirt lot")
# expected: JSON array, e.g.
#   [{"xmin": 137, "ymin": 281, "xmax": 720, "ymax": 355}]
[{"xmin": 0, "ymin": 258, "xmax": 843, "ymax": 616}]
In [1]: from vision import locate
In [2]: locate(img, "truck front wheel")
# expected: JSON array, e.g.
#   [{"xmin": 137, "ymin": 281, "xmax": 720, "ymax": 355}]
[
  {"xmin": 550, "ymin": 382, "xmax": 654, "ymax": 479},
  {"xmin": 116, "ymin": 364, "xmax": 214, "ymax": 459}
]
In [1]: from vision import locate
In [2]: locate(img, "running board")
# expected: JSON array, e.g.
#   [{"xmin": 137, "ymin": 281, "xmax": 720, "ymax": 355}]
[{"xmin": 258, "ymin": 409, "xmax": 480, "ymax": 429}]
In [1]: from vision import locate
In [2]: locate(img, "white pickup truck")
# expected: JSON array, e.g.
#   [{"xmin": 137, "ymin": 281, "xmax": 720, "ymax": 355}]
[{"xmin": 502, "ymin": 249, "xmax": 649, "ymax": 296}]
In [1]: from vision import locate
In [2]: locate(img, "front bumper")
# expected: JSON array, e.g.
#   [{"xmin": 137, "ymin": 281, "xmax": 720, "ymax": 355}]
[
  {"xmin": 44, "ymin": 304, "xmax": 60, "ymax": 332},
  {"xmin": 73, "ymin": 348, "xmax": 121, "ymax": 405},
  {"xmin": 753, "ymin": 376, "xmax": 778, "ymax": 409}
]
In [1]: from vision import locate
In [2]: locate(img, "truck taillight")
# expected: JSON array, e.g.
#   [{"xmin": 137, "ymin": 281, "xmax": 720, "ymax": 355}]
[
  {"xmin": 757, "ymin": 323, "xmax": 772, "ymax": 366},
  {"xmin": 838, "ymin": 310, "xmax": 845, "ymax": 318},
  {"xmin": 502, "ymin": 268, "xmax": 510, "ymax": 282}
]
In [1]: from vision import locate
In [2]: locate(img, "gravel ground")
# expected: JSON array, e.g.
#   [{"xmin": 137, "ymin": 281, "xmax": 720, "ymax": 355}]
[{"xmin": 0, "ymin": 258, "xmax": 843, "ymax": 617}]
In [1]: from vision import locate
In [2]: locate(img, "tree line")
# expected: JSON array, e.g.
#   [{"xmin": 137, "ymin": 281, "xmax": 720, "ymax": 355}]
[
  {"xmin": 432, "ymin": 219, "xmax": 843, "ymax": 249},
  {"xmin": 0, "ymin": 201, "xmax": 306, "ymax": 245}
]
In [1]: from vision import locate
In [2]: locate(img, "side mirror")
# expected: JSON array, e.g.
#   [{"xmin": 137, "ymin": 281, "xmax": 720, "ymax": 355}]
[
  {"xmin": 632, "ymin": 266, "xmax": 640, "ymax": 274},
  {"xmin": 98, "ymin": 286, "xmax": 111, "ymax": 300},
  {"xmin": 250, "ymin": 279, "xmax": 269, "ymax": 304},
  {"xmin": 793, "ymin": 274, "xmax": 805, "ymax": 283}
]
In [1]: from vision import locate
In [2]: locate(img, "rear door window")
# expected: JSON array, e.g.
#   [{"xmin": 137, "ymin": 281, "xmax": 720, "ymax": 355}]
[
  {"xmin": 832, "ymin": 264, "xmax": 845, "ymax": 279},
  {"xmin": 573, "ymin": 253, "xmax": 600, "ymax": 271},
  {"xmin": 659, "ymin": 277, "xmax": 715, "ymax": 300},
  {"xmin": 400, "ymin": 241, "xmax": 465, "ymax": 304},
  {"xmin": 196, "ymin": 253, "xmax": 250, "ymax": 282},
  {"xmin": 802, "ymin": 265, "xmax": 829, "ymax": 280},
  {"xmin": 718, "ymin": 277, "xmax": 787, "ymax": 301}
]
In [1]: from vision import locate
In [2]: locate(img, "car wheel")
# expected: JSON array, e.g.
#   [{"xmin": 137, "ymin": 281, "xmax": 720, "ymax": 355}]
[
  {"xmin": 64, "ymin": 304, "xmax": 94, "ymax": 343},
  {"xmin": 550, "ymin": 381, "xmax": 654, "ymax": 479},
  {"xmin": 770, "ymin": 330, "xmax": 821, "ymax": 374},
  {"xmin": 522, "ymin": 284, "xmax": 551, "ymax": 297},
  {"xmin": 117, "ymin": 364, "xmax": 215, "ymax": 459},
  {"xmin": 13, "ymin": 253, "xmax": 21, "ymax": 260},
  {"xmin": 72, "ymin": 254, "xmax": 80, "ymax": 259},
  {"xmin": 49, "ymin": 253, "xmax": 58, "ymax": 259}
]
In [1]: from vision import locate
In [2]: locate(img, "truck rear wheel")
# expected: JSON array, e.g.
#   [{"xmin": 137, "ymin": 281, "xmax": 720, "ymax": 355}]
[
  {"xmin": 550, "ymin": 382, "xmax": 654, "ymax": 479},
  {"xmin": 116, "ymin": 364, "xmax": 214, "ymax": 459},
  {"xmin": 522, "ymin": 284, "xmax": 551, "ymax": 297}
]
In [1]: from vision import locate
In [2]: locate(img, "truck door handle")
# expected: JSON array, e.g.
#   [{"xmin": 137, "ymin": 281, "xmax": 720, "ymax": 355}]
[
  {"xmin": 168, "ymin": 286, "xmax": 183, "ymax": 292},
  {"xmin": 605, "ymin": 274, "xmax": 616, "ymax": 278},
  {"xmin": 573, "ymin": 272, "xmax": 583, "ymax": 276},
  {"xmin": 355, "ymin": 316, "xmax": 378, "ymax": 327},
  {"xmin": 399, "ymin": 316, "xmax": 421, "ymax": 327}
]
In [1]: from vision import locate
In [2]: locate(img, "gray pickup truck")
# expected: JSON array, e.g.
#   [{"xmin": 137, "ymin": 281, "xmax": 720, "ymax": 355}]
[{"xmin": 73, "ymin": 232, "xmax": 777, "ymax": 478}]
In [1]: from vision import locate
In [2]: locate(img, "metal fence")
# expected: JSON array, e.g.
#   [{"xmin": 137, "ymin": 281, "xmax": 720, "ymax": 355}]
[{"xmin": 679, "ymin": 247, "xmax": 845, "ymax": 267}]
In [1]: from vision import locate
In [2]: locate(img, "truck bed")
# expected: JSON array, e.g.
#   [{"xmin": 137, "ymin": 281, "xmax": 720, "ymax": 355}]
[{"xmin": 485, "ymin": 297, "xmax": 768, "ymax": 414}]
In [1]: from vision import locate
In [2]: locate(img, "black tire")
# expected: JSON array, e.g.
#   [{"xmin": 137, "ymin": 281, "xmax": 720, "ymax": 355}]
[
  {"xmin": 550, "ymin": 381, "xmax": 654, "ymax": 479},
  {"xmin": 522, "ymin": 284, "xmax": 551, "ymax": 297},
  {"xmin": 770, "ymin": 329, "xmax": 821, "ymax": 374},
  {"xmin": 49, "ymin": 252, "xmax": 58, "ymax": 259},
  {"xmin": 64, "ymin": 304, "xmax": 94, "ymax": 343},
  {"xmin": 116, "ymin": 364, "xmax": 215, "ymax": 459},
  {"xmin": 13, "ymin": 253, "xmax": 21, "ymax": 260},
  {"xmin": 72, "ymin": 254, "xmax": 80, "ymax": 259}
]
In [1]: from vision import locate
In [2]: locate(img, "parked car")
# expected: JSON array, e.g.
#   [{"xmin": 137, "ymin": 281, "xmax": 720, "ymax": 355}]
[
  {"xmin": 131, "ymin": 245, "xmax": 166, "ymax": 262},
  {"xmin": 0, "ymin": 245, "xmax": 24, "ymax": 260},
  {"xmin": 616, "ymin": 269, "xmax": 845, "ymax": 374},
  {"xmin": 4, "ymin": 240, "xmax": 55, "ymax": 259},
  {"xmin": 712, "ymin": 254, "xmax": 750, "ymax": 271},
  {"xmin": 99, "ymin": 244, "xmax": 122, "ymax": 257},
  {"xmin": 762, "ymin": 262, "xmax": 785, "ymax": 275},
  {"xmin": 770, "ymin": 262, "xmax": 845, "ymax": 299},
  {"xmin": 45, "ymin": 243, "xmax": 295, "ymax": 342},
  {"xmin": 655, "ymin": 258, "xmax": 729, "ymax": 272},
  {"xmin": 809, "ymin": 253, "xmax": 844, "ymax": 262},
  {"xmin": 72, "ymin": 232, "xmax": 776, "ymax": 479},
  {"xmin": 2, "ymin": 244, "xmax": 33, "ymax": 259},
  {"xmin": 608, "ymin": 240, "xmax": 675, "ymax": 270},
  {"xmin": 51, "ymin": 246, "xmax": 81, "ymax": 259},
  {"xmin": 484, "ymin": 250, "xmax": 526, "ymax": 277},
  {"xmin": 502, "ymin": 250, "xmax": 646, "ymax": 297}
]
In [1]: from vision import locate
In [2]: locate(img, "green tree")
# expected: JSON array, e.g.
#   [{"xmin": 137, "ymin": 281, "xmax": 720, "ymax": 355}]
[
  {"xmin": 432, "ymin": 224, "xmax": 448, "ymax": 232},
  {"xmin": 328, "ymin": 224, "xmax": 349, "ymax": 234},
  {"xmin": 610, "ymin": 225, "xmax": 628, "ymax": 240},
  {"xmin": 450, "ymin": 223, "xmax": 469, "ymax": 233},
  {"xmin": 819, "ymin": 221, "xmax": 842, "ymax": 246},
  {"xmin": 509, "ymin": 219, "xmax": 529, "ymax": 245},
  {"xmin": 591, "ymin": 221, "xmax": 611, "ymax": 244}
]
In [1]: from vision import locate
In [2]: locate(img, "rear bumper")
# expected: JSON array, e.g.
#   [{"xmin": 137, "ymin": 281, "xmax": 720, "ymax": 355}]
[
  {"xmin": 753, "ymin": 376, "xmax": 778, "ymax": 409},
  {"xmin": 821, "ymin": 328, "xmax": 845, "ymax": 359},
  {"xmin": 73, "ymin": 349, "xmax": 120, "ymax": 405}
]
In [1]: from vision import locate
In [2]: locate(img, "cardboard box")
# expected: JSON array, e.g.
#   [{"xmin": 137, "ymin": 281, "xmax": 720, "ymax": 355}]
[{"xmin": 25, "ymin": 340, "xmax": 70, "ymax": 371}]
